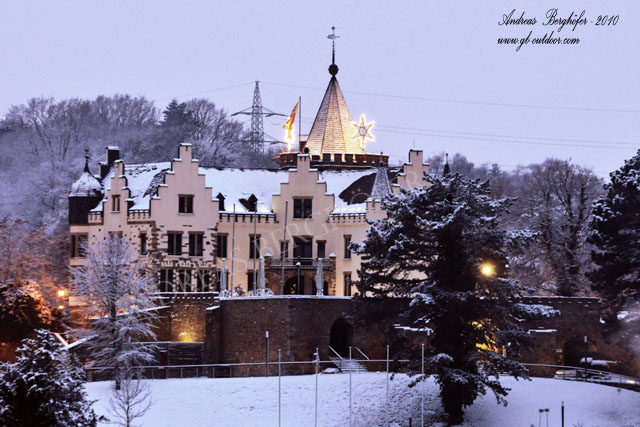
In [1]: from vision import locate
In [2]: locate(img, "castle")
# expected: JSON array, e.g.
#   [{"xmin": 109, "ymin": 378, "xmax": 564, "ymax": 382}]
[
  {"xmin": 68, "ymin": 55, "xmax": 429, "ymax": 302},
  {"xmin": 68, "ymin": 45, "xmax": 604, "ymax": 373}
]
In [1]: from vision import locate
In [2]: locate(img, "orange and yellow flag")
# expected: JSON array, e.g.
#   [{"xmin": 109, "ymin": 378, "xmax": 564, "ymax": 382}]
[{"xmin": 283, "ymin": 101, "xmax": 299, "ymax": 133}]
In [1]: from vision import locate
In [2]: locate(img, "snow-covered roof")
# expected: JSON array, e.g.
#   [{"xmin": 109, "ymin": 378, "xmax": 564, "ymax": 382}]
[
  {"xmin": 89, "ymin": 161, "xmax": 377, "ymax": 214},
  {"xmin": 70, "ymin": 170, "xmax": 102, "ymax": 197},
  {"xmin": 91, "ymin": 162, "xmax": 171, "ymax": 212},
  {"xmin": 331, "ymin": 203, "xmax": 366, "ymax": 215},
  {"xmin": 200, "ymin": 168, "xmax": 287, "ymax": 213}
]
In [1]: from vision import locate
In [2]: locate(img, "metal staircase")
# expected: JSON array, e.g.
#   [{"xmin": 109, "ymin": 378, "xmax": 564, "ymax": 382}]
[{"xmin": 328, "ymin": 346, "xmax": 368, "ymax": 373}]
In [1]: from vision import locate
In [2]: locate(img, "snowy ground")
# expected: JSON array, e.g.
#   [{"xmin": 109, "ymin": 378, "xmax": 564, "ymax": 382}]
[{"xmin": 85, "ymin": 373, "xmax": 640, "ymax": 426}]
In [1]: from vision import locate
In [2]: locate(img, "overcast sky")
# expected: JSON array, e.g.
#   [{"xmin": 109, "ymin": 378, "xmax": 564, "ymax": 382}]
[{"xmin": 1, "ymin": 1, "xmax": 638, "ymax": 177}]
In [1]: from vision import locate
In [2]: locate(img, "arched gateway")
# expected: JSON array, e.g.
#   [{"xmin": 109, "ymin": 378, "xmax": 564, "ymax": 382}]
[{"xmin": 329, "ymin": 318, "xmax": 353, "ymax": 357}]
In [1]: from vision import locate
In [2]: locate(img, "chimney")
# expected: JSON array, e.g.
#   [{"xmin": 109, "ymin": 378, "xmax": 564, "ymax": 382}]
[{"xmin": 100, "ymin": 146, "xmax": 121, "ymax": 180}]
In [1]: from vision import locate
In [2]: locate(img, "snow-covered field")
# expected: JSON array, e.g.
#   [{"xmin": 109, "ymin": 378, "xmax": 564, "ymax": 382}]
[{"xmin": 85, "ymin": 373, "xmax": 640, "ymax": 426}]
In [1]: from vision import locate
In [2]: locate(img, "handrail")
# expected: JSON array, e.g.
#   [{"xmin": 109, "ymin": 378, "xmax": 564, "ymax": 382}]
[
  {"xmin": 87, "ymin": 359, "xmax": 412, "ymax": 371},
  {"xmin": 328, "ymin": 346, "xmax": 343, "ymax": 361},
  {"xmin": 521, "ymin": 363, "xmax": 640, "ymax": 384},
  {"xmin": 354, "ymin": 347, "xmax": 370, "ymax": 361}
]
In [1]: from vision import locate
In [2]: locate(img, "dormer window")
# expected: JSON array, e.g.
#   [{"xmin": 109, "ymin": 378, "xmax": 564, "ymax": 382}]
[
  {"xmin": 240, "ymin": 194, "xmax": 258, "ymax": 212},
  {"xmin": 179, "ymin": 195, "xmax": 194, "ymax": 214},
  {"xmin": 216, "ymin": 193, "xmax": 226, "ymax": 211},
  {"xmin": 112, "ymin": 195, "xmax": 120, "ymax": 212}
]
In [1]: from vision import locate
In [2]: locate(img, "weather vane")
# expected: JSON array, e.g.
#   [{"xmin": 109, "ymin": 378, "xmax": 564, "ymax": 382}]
[{"xmin": 327, "ymin": 26, "xmax": 340, "ymax": 75}]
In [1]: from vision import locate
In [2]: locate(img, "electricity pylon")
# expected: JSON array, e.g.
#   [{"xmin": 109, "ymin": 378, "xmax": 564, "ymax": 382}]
[{"xmin": 232, "ymin": 81, "xmax": 284, "ymax": 160}]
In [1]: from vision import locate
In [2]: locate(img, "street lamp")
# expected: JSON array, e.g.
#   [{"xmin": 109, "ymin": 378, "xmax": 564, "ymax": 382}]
[
  {"xmin": 296, "ymin": 260, "xmax": 301, "ymax": 295},
  {"xmin": 57, "ymin": 289, "xmax": 66, "ymax": 298},
  {"xmin": 480, "ymin": 262, "xmax": 495, "ymax": 277}
]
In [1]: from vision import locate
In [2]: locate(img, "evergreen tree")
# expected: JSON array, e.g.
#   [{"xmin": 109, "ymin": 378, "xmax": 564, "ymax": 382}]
[
  {"xmin": 72, "ymin": 236, "xmax": 157, "ymax": 389},
  {"xmin": 354, "ymin": 174, "xmax": 555, "ymax": 425},
  {"xmin": 161, "ymin": 99, "xmax": 191, "ymax": 128},
  {"xmin": 0, "ymin": 329, "xmax": 98, "ymax": 427},
  {"xmin": 588, "ymin": 150, "xmax": 640, "ymax": 324}
]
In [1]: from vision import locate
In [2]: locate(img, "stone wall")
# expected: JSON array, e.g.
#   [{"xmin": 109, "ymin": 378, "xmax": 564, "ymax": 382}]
[
  {"xmin": 520, "ymin": 297, "xmax": 602, "ymax": 366},
  {"xmin": 203, "ymin": 296, "xmax": 408, "ymax": 375},
  {"xmin": 155, "ymin": 293, "xmax": 218, "ymax": 342}
]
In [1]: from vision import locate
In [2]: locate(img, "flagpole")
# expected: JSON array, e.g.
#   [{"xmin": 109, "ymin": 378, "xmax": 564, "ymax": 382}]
[{"xmin": 298, "ymin": 96, "xmax": 302, "ymax": 151}]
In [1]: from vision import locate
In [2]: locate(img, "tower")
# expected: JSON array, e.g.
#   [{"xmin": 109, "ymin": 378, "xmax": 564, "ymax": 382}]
[{"xmin": 232, "ymin": 81, "xmax": 284, "ymax": 162}]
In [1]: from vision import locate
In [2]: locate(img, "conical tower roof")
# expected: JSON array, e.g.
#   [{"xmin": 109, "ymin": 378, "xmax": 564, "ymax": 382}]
[
  {"xmin": 69, "ymin": 152, "xmax": 102, "ymax": 197},
  {"xmin": 370, "ymin": 159, "xmax": 392, "ymax": 199},
  {"xmin": 305, "ymin": 75, "xmax": 364, "ymax": 156}
]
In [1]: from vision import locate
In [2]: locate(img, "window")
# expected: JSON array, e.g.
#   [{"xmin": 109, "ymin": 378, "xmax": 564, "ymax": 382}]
[
  {"xmin": 160, "ymin": 269, "xmax": 174, "ymax": 292},
  {"xmin": 167, "ymin": 232, "xmax": 182, "ymax": 256},
  {"xmin": 140, "ymin": 233, "xmax": 147, "ymax": 255},
  {"xmin": 111, "ymin": 195, "xmax": 120, "ymax": 212},
  {"xmin": 247, "ymin": 271, "xmax": 256, "ymax": 291},
  {"xmin": 249, "ymin": 234, "xmax": 260, "ymax": 259},
  {"xmin": 317, "ymin": 241, "xmax": 326, "ymax": 259},
  {"xmin": 178, "ymin": 195, "xmax": 194, "ymax": 214},
  {"xmin": 344, "ymin": 235, "xmax": 352, "ymax": 259},
  {"xmin": 177, "ymin": 269, "xmax": 191, "ymax": 292},
  {"xmin": 280, "ymin": 240, "xmax": 289, "ymax": 259},
  {"xmin": 216, "ymin": 234, "xmax": 228, "ymax": 258},
  {"xmin": 293, "ymin": 236, "xmax": 312, "ymax": 265},
  {"xmin": 196, "ymin": 269, "xmax": 211, "ymax": 292},
  {"xmin": 189, "ymin": 232, "xmax": 204, "ymax": 257},
  {"xmin": 108, "ymin": 231, "xmax": 123, "ymax": 241},
  {"xmin": 293, "ymin": 198, "xmax": 312, "ymax": 219},
  {"xmin": 70, "ymin": 234, "xmax": 88, "ymax": 258},
  {"xmin": 344, "ymin": 273, "xmax": 352, "ymax": 296}
]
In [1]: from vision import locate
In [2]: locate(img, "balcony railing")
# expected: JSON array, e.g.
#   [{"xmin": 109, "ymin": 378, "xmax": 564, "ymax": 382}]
[{"xmin": 265, "ymin": 257, "xmax": 335, "ymax": 270}]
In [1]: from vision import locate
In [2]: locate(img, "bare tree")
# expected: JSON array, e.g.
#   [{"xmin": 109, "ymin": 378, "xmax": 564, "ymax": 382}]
[
  {"xmin": 72, "ymin": 236, "xmax": 157, "ymax": 389},
  {"xmin": 109, "ymin": 368, "xmax": 153, "ymax": 427},
  {"xmin": 184, "ymin": 98, "xmax": 247, "ymax": 167},
  {"xmin": 512, "ymin": 159, "xmax": 603, "ymax": 295}
]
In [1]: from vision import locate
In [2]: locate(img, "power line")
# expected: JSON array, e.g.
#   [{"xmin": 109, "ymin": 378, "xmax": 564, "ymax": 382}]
[
  {"xmin": 153, "ymin": 82, "xmax": 254, "ymax": 102},
  {"xmin": 376, "ymin": 124, "xmax": 639, "ymax": 147},
  {"xmin": 294, "ymin": 117, "xmax": 637, "ymax": 151},
  {"xmin": 261, "ymin": 81, "xmax": 640, "ymax": 114}
]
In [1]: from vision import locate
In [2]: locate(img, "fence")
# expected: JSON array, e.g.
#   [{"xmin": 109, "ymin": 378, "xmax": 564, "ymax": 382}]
[{"xmin": 84, "ymin": 348, "xmax": 640, "ymax": 427}]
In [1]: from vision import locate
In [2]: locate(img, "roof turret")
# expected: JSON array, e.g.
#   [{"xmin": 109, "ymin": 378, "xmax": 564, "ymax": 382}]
[
  {"xmin": 370, "ymin": 157, "xmax": 392, "ymax": 199},
  {"xmin": 69, "ymin": 151, "xmax": 102, "ymax": 197}
]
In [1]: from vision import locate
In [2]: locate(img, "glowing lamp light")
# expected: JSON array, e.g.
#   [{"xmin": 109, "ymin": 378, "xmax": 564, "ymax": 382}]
[
  {"xmin": 179, "ymin": 331, "xmax": 194, "ymax": 343},
  {"xmin": 57, "ymin": 289, "xmax": 66, "ymax": 298},
  {"xmin": 57, "ymin": 305, "xmax": 65, "ymax": 311},
  {"xmin": 284, "ymin": 124, "xmax": 295, "ymax": 152},
  {"xmin": 352, "ymin": 114, "xmax": 375, "ymax": 149},
  {"xmin": 480, "ymin": 263, "xmax": 495, "ymax": 277}
]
